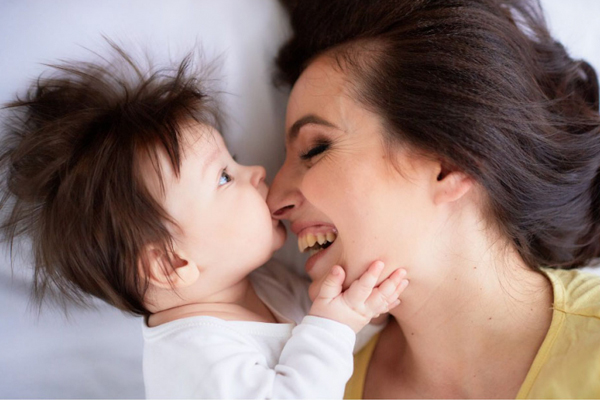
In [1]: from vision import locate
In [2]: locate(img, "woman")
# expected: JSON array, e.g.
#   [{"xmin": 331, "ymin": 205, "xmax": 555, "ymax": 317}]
[{"xmin": 267, "ymin": 0, "xmax": 600, "ymax": 398}]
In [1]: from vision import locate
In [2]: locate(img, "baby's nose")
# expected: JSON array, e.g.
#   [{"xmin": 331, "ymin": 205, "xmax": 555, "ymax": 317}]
[{"xmin": 249, "ymin": 165, "xmax": 266, "ymax": 188}]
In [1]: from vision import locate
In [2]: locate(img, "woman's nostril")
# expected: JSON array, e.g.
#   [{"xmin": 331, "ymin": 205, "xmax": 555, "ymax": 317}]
[{"xmin": 273, "ymin": 205, "xmax": 294, "ymax": 216}]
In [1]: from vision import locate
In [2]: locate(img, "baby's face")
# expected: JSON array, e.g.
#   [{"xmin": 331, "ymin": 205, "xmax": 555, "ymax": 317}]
[{"xmin": 153, "ymin": 123, "xmax": 286, "ymax": 293}]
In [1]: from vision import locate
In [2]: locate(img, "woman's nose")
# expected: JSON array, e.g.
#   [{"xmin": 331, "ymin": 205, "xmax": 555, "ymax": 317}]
[{"xmin": 266, "ymin": 163, "xmax": 303, "ymax": 219}]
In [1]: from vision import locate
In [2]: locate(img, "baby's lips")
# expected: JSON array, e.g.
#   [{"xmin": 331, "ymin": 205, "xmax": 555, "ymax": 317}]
[{"xmin": 273, "ymin": 218, "xmax": 286, "ymax": 231}]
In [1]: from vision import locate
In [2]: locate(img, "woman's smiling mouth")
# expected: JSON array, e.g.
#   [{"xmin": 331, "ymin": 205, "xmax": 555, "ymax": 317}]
[
  {"xmin": 293, "ymin": 225, "xmax": 338, "ymax": 273},
  {"xmin": 297, "ymin": 229, "xmax": 337, "ymax": 256}
]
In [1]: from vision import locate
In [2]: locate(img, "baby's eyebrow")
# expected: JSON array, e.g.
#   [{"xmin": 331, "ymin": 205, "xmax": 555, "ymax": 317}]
[
  {"xmin": 287, "ymin": 114, "xmax": 338, "ymax": 143},
  {"xmin": 200, "ymin": 147, "xmax": 221, "ymax": 177}
]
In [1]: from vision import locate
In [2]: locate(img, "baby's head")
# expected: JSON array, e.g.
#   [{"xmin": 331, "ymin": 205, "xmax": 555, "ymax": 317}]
[{"xmin": 0, "ymin": 45, "xmax": 286, "ymax": 316}]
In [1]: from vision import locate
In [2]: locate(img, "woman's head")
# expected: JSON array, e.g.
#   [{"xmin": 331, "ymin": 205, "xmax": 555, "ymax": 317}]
[
  {"xmin": 269, "ymin": 0, "xmax": 600, "ymax": 292},
  {"xmin": 269, "ymin": 53, "xmax": 478, "ymax": 299}
]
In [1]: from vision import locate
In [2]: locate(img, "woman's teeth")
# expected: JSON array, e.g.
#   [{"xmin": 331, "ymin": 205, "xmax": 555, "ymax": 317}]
[{"xmin": 298, "ymin": 231, "xmax": 337, "ymax": 254}]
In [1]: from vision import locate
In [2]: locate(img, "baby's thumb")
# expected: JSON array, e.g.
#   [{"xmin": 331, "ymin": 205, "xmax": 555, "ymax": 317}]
[{"xmin": 316, "ymin": 265, "xmax": 345, "ymax": 301}]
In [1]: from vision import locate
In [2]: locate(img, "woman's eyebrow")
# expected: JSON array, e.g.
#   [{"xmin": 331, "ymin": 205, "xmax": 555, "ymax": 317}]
[{"xmin": 287, "ymin": 114, "xmax": 338, "ymax": 143}]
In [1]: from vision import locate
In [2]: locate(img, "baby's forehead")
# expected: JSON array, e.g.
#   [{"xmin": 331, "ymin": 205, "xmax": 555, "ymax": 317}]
[
  {"xmin": 179, "ymin": 122, "xmax": 225, "ymax": 152},
  {"xmin": 182, "ymin": 126, "xmax": 225, "ymax": 172},
  {"xmin": 138, "ymin": 122, "xmax": 225, "ymax": 195},
  {"xmin": 179, "ymin": 122, "xmax": 229, "ymax": 164}
]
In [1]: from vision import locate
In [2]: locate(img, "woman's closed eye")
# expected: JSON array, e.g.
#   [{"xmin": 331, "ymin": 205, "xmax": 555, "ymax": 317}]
[
  {"xmin": 218, "ymin": 168, "xmax": 233, "ymax": 186},
  {"xmin": 300, "ymin": 140, "xmax": 330, "ymax": 161}
]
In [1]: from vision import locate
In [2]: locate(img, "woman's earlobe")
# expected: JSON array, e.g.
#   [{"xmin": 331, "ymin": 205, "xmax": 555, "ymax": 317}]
[
  {"xmin": 142, "ymin": 245, "xmax": 200, "ymax": 290},
  {"xmin": 433, "ymin": 170, "xmax": 473, "ymax": 205}
]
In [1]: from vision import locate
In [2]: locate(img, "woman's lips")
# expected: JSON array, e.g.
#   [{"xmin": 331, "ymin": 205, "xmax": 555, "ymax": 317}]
[
  {"xmin": 291, "ymin": 221, "xmax": 337, "ymax": 236},
  {"xmin": 304, "ymin": 238, "xmax": 336, "ymax": 274},
  {"xmin": 290, "ymin": 221, "xmax": 338, "ymax": 274}
]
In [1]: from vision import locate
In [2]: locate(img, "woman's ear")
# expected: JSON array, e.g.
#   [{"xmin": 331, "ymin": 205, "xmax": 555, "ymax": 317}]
[
  {"xmin": 433, "ymin": 163, "xmax": 473, "ymax": 205},
  {"xmin": 142, "ymin": 245, "xmax": 200, "ymax": 290}
]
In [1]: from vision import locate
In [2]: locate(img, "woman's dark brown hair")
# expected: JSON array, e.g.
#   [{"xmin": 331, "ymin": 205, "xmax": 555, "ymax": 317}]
[
  {"xmin": 276, "ymin": 0, "xmax": 600, "ymax": 270},
  {"xmin": 0, "ymin": 44, "xmax": 219, "ymax": 315}
]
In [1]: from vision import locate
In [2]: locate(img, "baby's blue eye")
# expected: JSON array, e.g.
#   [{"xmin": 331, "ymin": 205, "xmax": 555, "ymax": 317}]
[{"xmin": 219, "ymin": 169, "xmax": 233, "ymax": 186}]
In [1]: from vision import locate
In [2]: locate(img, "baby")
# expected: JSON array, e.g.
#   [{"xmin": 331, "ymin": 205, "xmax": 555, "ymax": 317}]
[{"xmin": 0, "ymin": 46, "xmax": 408, "ymax": 398}]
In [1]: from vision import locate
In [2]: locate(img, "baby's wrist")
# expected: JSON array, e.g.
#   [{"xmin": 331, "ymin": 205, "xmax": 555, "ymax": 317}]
[
  {"xmin": 299, "ymin": 315, "xmax": 357, "ymax": 346},
  {"xmin": 307, "ymin": 309, "xmax": 367, "ymax": 333}
]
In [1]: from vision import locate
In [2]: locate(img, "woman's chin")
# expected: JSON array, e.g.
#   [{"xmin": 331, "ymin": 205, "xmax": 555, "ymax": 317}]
[
  {"xmin": 304, "ymin": 238, "xmax": 339, "ymax": 275},
  {"xmin": 308, "ymin": 279, "xmax": 321, "ymax": 301},
  {"xmin": 306, "ymin": 257, "xmax": 341, "ymax": 302}
]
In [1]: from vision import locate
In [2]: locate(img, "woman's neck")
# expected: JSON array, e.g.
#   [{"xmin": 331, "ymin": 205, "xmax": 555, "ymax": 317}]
[{"xmin": 382, "ymin": 226, "xmax": 554, "ymax": 397}]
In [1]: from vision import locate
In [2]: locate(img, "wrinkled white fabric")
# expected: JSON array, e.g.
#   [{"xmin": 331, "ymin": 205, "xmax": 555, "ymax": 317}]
[{"xmin": 143, "ymin": 261, "xmax": 355, "ymax": 399}]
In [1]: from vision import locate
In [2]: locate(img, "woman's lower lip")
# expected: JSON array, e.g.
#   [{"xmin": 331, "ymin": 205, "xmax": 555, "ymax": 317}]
[{"xmin": 304, "ymin": 243, "xmax": 333, "ymax": 273}]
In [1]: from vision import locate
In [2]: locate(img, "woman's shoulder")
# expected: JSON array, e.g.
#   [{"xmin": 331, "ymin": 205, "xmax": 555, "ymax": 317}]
[
  {"xmin": 542, "ymin": 267, "xmax": 600, "ymax": 318},
  {"xmin": 522, "ymin": 268, "xmax": 600, "ymax": 398}
]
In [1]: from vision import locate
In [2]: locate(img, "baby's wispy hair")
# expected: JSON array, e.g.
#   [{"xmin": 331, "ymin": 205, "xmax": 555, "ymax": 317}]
[{"xmin": 0, "ymin": 40, "xmax": 220, "ymax": 315}]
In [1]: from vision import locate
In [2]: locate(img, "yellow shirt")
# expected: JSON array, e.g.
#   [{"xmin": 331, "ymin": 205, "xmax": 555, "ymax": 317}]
[{"xmin": 345, "ymin": 268, "xmax": 600, "ymax": 399}]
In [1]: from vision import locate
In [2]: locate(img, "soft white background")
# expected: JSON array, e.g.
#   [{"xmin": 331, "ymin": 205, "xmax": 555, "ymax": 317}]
[{"xmin": 0, "ymin": 0, "xmax": 599, "ymax": 398}]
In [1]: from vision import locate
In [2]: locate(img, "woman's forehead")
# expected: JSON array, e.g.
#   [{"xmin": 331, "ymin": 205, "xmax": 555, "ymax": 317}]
[
  {"xmin": 286, "ymin": 57, "xmax": 359, "ymax": 132},
  {"xmin": 286, "ymin": 57, "xmax": 392, "ymax": 145},
  {"xmin": 291, "ymin": 56, "xmax": 348, "ymax": 99}
]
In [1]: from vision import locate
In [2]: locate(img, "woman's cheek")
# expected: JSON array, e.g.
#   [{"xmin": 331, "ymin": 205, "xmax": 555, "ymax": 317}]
[{"xmin": 301, "ymin": 164, "xmax": 333, "ymax": 204}]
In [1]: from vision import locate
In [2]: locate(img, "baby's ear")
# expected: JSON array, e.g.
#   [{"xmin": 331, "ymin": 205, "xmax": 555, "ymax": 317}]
[
  {"xmin": 141, "ymin": 244, "xmax": 200, "ymax": 290},
  {"xmin": 433, "ymin": 162, "xmax": 473, "ymax": 205}
]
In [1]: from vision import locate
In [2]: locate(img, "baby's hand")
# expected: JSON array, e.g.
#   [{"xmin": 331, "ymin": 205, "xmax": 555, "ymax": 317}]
[{"xmin": 309, "ymin": 261, "xmax": 408, "ymax": 333}]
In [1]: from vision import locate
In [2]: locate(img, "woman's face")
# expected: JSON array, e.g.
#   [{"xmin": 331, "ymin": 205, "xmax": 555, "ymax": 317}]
[{"xmin": 267, "ymin": 56, "xmax": 442, "ymax": 299}]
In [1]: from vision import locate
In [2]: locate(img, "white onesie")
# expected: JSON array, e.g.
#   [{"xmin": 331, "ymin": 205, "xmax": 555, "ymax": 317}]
[{"xmin": 142, "ymin": 260, "xmax": 382, "ymax": 399}]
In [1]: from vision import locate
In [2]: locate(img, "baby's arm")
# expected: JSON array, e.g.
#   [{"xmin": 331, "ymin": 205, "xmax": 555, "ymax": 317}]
[{"xmin": 309, "ymin": 261, "xmax": 409, "ymax": 332}]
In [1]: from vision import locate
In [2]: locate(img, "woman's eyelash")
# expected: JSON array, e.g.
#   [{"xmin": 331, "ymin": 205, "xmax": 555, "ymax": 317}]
[
  {"xmin": 218, "ymin": 168, "xmax": 233, "ymax": 186},
  {"xmin": 300, "ymin": 141, "xmax": 330, "ymax": 160}
]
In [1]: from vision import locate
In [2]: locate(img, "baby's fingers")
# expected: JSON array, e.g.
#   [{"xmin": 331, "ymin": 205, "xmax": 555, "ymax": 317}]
[
  {"xmin": 377, "ymin": 269, "xmax": 406, "ymax": 298},
  {"xmin": 315, "ymin": 265, "xmax": 345, "ymax": 301},
  {"xmin": 391, "ymin": 273, "xmax": 410, "ymax": 300},
  {"xmin": 344, "ymin": 261, "xmax": 385, "ymax": 306},
  {"xmin": 365, "ymin": 269, "xmax": 409, "ymax": 313}
]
